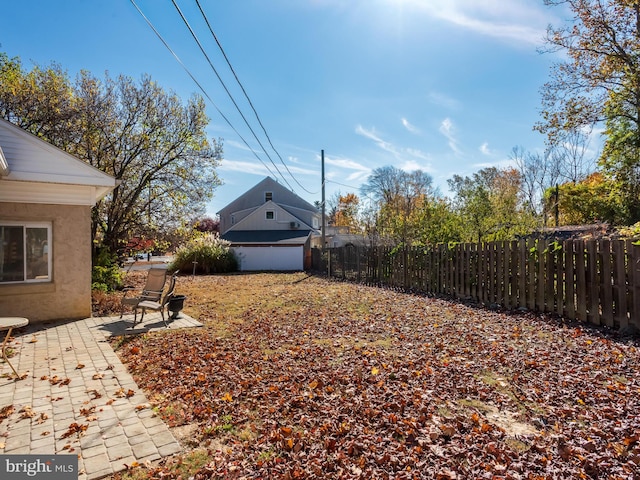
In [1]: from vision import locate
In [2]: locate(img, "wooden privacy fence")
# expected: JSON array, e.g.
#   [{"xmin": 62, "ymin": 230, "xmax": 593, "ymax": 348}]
[{"xmin": 311, "ymin": 239, "xmax": 640, "ymax": 331}]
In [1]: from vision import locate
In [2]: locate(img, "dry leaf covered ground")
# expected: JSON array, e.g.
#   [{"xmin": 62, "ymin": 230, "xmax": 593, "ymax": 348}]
[{"xmin": 107, "ymin": 272, "xmax": 640, "ymax": 479}]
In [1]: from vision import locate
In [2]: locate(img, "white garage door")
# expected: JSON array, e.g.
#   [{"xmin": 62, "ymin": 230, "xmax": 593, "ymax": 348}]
[{"xmin": 233, "ymin": 246, "xmax": 303, "ymax": 271}]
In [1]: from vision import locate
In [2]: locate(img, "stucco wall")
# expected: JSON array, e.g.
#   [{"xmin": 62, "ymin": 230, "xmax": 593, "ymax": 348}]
[{"xmin": 0, "ymin": 202, "xmax": 92, "ymax": 323}]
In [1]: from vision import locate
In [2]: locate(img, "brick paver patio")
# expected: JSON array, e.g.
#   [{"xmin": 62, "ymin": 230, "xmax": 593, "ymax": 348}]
[{"xmin": 0, "ymin": 313, "xmax": 202, "ymax": 479}]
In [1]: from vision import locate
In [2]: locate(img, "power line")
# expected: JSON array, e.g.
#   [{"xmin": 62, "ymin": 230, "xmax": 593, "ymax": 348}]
[
  {"xmin": 327, "ymin": 179, "xmax": 362, "ymax": 191},
  {"xmin": 170, "ymin": 0, "xmax": 295, "ymax": 191},
  {"xmin": 194, "ymin": 0, "xmax": 319, "ymax": 196},
  {"xmin": 130, "ymin": 0, "xmax": 279, "ymax": 180}
]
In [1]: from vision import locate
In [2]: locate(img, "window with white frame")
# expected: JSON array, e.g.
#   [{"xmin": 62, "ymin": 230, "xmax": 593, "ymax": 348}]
[
  {"xmin": 265, "ymin": 192, "xmax": 273, "ymax": 202},
  {"xmin": 0, "ymin": 222, "xmax": 51, "ymax": 283},
  {"xmin": 312, "ymin": 217, "xmax": 319, "ymax": 229},
  {"xmin": 265, "ymin": 210, "xmax": 275, "ymax": 220}
]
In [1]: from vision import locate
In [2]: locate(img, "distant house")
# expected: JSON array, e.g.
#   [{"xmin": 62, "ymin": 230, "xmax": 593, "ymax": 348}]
[
  {"xmin": 324, "ymin": 225, "xmax": 369, "ymax": 248},
  {"xmin": 0, "ymin": 118, "xmax": 117, "ymax": 322},
  {"xmin": 217, "ymin": 177, "xmax": 321, "ymax": 271}
]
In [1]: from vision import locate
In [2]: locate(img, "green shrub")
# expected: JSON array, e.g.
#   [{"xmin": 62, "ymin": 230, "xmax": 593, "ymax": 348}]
[
  {"xmin": 92, "ymin": 248, "xmax": 124, "ymax": 292},
  {"xmin": 618, "ymin": 221, "xmax": 640, "ymax": 239},
  {"xmin": 92, "ymin": 264, "xmax": 123, "ymax": 292},
  {"xmin": 170, "ymin": 233, "xmax": 237, "ymax": 274}
]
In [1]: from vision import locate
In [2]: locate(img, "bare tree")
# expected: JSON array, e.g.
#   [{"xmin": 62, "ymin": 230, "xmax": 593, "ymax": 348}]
[
  {"xmin": 510, "ymin": 146, "xmax": 561, "ymax": 218},
  {"xmin": 555, "ymin": 127, "xmax": 598, "ymax": 183}
]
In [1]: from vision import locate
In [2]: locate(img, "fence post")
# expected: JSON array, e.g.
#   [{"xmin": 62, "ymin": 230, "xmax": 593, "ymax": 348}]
[
  {"xmin": 629, "ymin": 240, "xmax": 640, "ymax": 330},
  {"xmin": 498, "ymin": 241, "xmax": 507, "ymax": 309},
  {"xmin": 613, "ymin": 240, "xmax": 628, "ymax": 329},
  {"xmin": 564, "ymin": 240, "xmax": 575, "ymax": 320},
  {"xmin": 517, "ymin": 239, "xmax": 526, "ymax": 309},
  {"xmin": 586, "ymin": 240, "xmax": 600, "ymax": 325},
  {"xmin": 600, "ymin": 240, "xmax": 614, "ymax": 327},
  {"xmin": 526, "ymin": 238, "xmax": 536, "ymax": 310},
  {"xmin": 536, "ymin": 240, "xmax": 546, "ymax": 312},
  {"xmin": 575, "ymin": 240, "xmax": 587, "ymax": 322},
  {"xmin": 555, "ymin": 241, "xmax": 565, "ymax": 317}
]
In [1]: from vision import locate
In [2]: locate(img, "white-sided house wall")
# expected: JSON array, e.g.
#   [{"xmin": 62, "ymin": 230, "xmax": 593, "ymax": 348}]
[
  {"xmin": 233, "ymin": 246, "xmax": 304, "ymax": 271},
  {"xmin": 232, "ymin": 201, "xmax": 309, "ymax": 232}
]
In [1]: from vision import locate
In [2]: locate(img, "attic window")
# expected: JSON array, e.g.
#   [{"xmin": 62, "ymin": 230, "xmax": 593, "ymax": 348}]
[
  {"xmin": 265, "ymin": 192, "xmax": 273, "ymax": 202},
  {"xmin": 265, "ymin": 211, "xmax": 275, "ymax": 220}
]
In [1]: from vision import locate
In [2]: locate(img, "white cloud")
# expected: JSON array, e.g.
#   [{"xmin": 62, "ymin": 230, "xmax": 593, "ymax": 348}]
[
  {"xmin": 472, "ymin": 157, "xmax": 515, "ymax": 170},
  {"xmin": 404, "ymin": 0, "xmax": 547, "ymax": 46},
  {"xmin": 439, "ymin": 118, "xmax": 461, "ymax": 154},
  {"xmin": 427, "ymin": 91, "xmax": 461, "ymax": 110},
  {"xmin": 221, "ymin": 158, "xmax": 317, "ymax": 178},
  {"xmin": 401, "ymin": 159, "xmax": 434, "ymax": 173},
  {"xmin": 355, "ymin": 125, "xmax": 396, "ymax": 154},
  {"xmin": 356, "ymin": 124, "xmax": 434, "ymax": 170},
  {"xmin": 480, "ymin": 142, "xmax": 492, "ymax": 155},
  {"xmin": 402, "ymin": 117, "xmax": 420, "ymax": 134},
  {"xmin": 325, "ymin": 155, "xmax": 370, "ymax": 173},
  {"xmin": 325, "ymin": 155, "xmax": 372, "ymax": 183},
  {"xmin": 406, "ymin": 148, "xmax": 431, "ymax": 162},
  {"xmin": 220, "ymin": 159, "xmax": 272, "ymax": 176}
]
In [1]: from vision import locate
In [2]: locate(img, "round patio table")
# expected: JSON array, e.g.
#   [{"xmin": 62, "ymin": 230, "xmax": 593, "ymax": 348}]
[{"xmin": 0, "ymin": 317, "xmax": 29, "ymax": 378}]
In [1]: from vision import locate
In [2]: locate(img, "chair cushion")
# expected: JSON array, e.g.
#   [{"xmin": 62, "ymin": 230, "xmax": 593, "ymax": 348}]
[{"xmin": 137, "ymin": 300, "xmax": 162, "ymax": 309}]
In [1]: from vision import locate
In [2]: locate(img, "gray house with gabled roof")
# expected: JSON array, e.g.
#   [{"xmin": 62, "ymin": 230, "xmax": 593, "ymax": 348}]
[{"xmin": 217, "ymin": 177, "xmax": 321, "ymax": 271}]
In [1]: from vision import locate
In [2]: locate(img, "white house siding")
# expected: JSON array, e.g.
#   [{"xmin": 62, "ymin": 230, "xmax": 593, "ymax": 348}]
[
  {"xmin": 232, "ymin": 203, "xmax": 306, "ymax": 232},
  {"xmin": 233, "ymin": 246, "xmax": 303, "ymax": 271},
  {"xmin": 0, "ymin": 180, "xmax": 102, "ymax": 205}
]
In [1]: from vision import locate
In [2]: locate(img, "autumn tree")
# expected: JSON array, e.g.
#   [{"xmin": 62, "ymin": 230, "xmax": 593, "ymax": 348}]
[
  {"xmin": 360, "ymin": 166, "xmax": 435, "ymax": 245},
  {"xmin": 0, "ymin": 53, "xmax": 223, "ymax": 256},
  {"xmin": 539, "ymin": 0, "xmax": 640, "ymax": 224},
  {"xmin": 194, "ymin": 217, "xmax": 220, "ymax": 233},
  {"xmin": 413, "ymin": 197, "xmax": 463, "ymax": 245},
  {"xmin": 333, "ymin": 193, "xmax": 361, "ymax": 231},
  {"xmin": 448, "ymin": 167, "xmax": 535, "ymax": 242},
  {"xmin": 547, "ymin": 172, "xmax": 618, "ymax": 225}
]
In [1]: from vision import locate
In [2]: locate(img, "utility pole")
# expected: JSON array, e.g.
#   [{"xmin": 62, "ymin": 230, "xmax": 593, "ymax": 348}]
[{"xmin": 321, "ymin": 149, "xmax": 326, "ymax": 249}]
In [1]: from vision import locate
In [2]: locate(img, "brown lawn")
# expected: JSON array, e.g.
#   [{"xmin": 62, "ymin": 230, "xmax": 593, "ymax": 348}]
[{"xmin": 106, "ymin": 272, "xmax": 640, "ymax": 479}]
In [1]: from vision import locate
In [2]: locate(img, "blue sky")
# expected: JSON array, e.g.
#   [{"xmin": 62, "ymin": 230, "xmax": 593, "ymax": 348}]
[{"xmin": 2, "ymin": 0, "xmax": 566, "ymax": 216}]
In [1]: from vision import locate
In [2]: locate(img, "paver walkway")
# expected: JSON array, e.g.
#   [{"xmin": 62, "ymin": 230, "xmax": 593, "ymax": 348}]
[{"xmin": 0, "ymin": 313, "xmax": 203, "ymax": 479}]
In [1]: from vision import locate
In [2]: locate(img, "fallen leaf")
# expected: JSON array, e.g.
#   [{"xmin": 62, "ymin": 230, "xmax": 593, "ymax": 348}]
[{"xmin": 61, "ymin": 422, "xmax": 88, "ymax": 439}]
